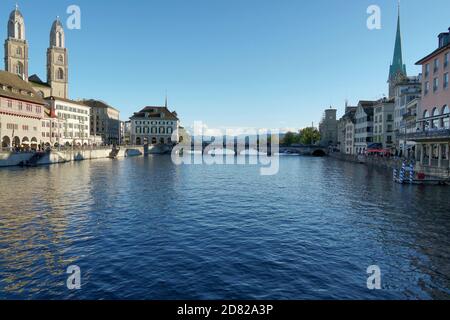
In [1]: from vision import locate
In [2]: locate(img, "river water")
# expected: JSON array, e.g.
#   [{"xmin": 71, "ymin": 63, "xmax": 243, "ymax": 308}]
[{"xmin": 0, "ymin": 156, "xmax": 449, "ymax": 299}]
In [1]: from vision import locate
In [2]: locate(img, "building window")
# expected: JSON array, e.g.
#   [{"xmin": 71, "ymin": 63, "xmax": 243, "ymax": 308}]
[
  {"xmin": 423, "ymin": 111, "xmax": 430, "ymax": 130},
  {"xmin": 434, "ymin": 58, "xmax": 440, "ymax": 73},
  {"xmin": 445, "ymin": 53, "xmax": 449, "ymax": 68},
  {"xmin": 424, "ymin": 81, "xmax": 429, "ymax": 95},
  {"xmin": 432, "ymin": 108, "xmax": 440, "ymax": 128},
  {"xmin": 57, "ymin": 68, "xmax": 64, "ymax": 80},
  {"xmin": 443, "ymin": 105, "xmax": 450, "ymax": 129},
  {"xmin": 433, "ymin": 78, "xmax": 439, "ymax": 92},
  {"xmin": 15, "ymin": 62, "xmax": 24, "ymax": 76},
  {"xmin": 16, "ymin": 47, "xmax": 22, "ymax": 56},
  {"xmin": 444, "ymin": 73, "xmax": 449, "ymax": 89},
  {"xmin": 425, "ymin": 64, "xmax": 430, "ymax": 77}
]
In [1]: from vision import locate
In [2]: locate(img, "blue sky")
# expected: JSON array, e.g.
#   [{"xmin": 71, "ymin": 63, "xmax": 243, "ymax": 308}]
[{"xmin": 2, "ymin": 0, "xmax": 450, "ymax": 131}]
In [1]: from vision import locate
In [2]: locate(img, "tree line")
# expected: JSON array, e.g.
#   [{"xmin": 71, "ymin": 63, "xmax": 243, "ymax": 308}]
[{"xmin": 281, "ymin": 127, "xmax": 320, "ymax": 146}]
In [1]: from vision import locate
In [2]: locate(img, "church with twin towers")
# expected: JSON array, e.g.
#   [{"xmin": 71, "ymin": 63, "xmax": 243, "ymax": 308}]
[{"xmin": 5, "ymin": 5, "xmax": 69, "ymax": 99}]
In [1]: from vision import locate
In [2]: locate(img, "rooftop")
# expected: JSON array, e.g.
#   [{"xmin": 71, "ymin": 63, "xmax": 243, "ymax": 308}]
[
  {"xmin": 80, "ymin": 99, "xmax": 120, "ymax": 113},
  {"xmin": 0, "ymin": 70, "xmax": 46, "ymax": 105},
  {"xmin": 131, "ymin": 106, "xmax": 179, "ymax": 121}
]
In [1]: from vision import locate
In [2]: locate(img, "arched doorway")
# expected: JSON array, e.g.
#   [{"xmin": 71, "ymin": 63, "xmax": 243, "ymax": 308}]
[
  {"xmin": 160, "ymin": 138, "xmax": 165, "ymax": 144},
  {"xmin": 31, "ymin": 137, "xmax": 38, "ymax": 150},
  {"xmin": 136, "ymin": 137, "xmax": 142, "ymax": 145},
  {"xmin": 13, "ymin": 136, "xmax": 20, "ymax": 148},
  {"xmin": 2, "ymin": 136, "xmax": 11, "ymax": 148},
  {"xmin": 152, "ymin": 137, "xmax": 157, "ymax": 145}
]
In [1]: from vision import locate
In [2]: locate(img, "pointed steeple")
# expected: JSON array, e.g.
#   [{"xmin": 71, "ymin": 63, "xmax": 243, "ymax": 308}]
[
  {"xmin": 388, "ymin": 1, "xmax": 407, "ymax": 98},
  {"xmin": 389, "ymin": 1, "xmax": 407, "ymax": 81},
  {"xmin": 165, "ymin": 91, "xmax": 168, "ymax": 108}
]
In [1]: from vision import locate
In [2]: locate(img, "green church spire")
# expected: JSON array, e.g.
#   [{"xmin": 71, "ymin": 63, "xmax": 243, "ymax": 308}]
[{"xmin": 389, "ymin": 1, "xmax": 407, "ymax": 81}]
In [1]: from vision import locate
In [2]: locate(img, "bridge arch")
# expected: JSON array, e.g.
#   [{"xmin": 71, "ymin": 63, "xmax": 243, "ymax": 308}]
[{"xmin": 312, "ymin": 149, "xmax": 326, "ymax": 157}]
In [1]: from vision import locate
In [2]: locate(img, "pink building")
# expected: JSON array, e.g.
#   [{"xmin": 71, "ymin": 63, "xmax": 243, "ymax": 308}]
[
  {"xmin": 416, "ymin": 28, "xmax": 450, "ymax": 124},
  {"xmin": 412, "ymin": 28, "xmax": 450, "ymax": 175}
]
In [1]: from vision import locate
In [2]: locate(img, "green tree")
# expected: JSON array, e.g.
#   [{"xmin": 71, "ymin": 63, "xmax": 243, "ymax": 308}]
[
  {"xmin": 299, "ymin": 127, "xmax": 320, "ymax": 145},
  {"xmin": 282, "ymin": 131, "xmax": 296, "ymax": 146}
]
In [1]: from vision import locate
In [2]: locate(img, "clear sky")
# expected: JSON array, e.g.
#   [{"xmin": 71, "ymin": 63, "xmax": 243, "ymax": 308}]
[{"xmin": 2, "ymin": 0, "xmax": 450, "ymax": 132}]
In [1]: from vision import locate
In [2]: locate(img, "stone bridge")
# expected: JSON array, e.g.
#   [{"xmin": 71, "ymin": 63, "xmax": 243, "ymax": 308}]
[
  {"xmin": 185, "ymin": 141, "xmax": 328, "ymax": 156},
  {"xmin": 279, "ymin": 145, "xmax": 328, "ymax": 156}
]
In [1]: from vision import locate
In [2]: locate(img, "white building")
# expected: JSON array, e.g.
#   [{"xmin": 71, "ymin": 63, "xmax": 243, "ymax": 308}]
[
  {"xmin": 354, "ymin": 100, "xmax": 377, "ymax": 154},
  {"xmin": 45, "ymin": 97, "xmax": 91, "ymax": 146},
  {"xmin": 130, "ymin": 106, "xmax": 179, "ymax": 145},
  {"xmin": 400, "ymin": 97, "xmax": 421, "ymax": 158},
  {"xmin": 373, "ymin": 99, "xmax": 395, "ymax": 150},
  {"xmin": 393, "ymin": 76, "xmax": 421, "ymax": 153},
  {"xmin": 337, "ymin": 105, "xmax": 357, "ymax": 155}
]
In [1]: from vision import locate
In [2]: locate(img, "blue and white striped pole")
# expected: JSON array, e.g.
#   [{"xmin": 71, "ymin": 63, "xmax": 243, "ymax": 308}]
[
  {"xmin": 409, "ymin": 162, "xmax": 415, "ymax": 184},
  {"xmin": 399, "ymin": 161, "xmax": 406, "ymax": 184}
]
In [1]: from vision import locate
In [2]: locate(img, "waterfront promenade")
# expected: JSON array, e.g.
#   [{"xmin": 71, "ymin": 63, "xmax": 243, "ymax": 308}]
[{"xmin": 0, "ymin": 145, "xmax": 144, "ymax": 168}]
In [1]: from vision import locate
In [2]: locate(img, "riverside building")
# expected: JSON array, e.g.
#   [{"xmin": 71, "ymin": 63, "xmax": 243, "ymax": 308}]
[
  {"xmin": 0, "ymin": 70, "xmax": 47, "ymax": 149},
  {"xmin": 354, "ymin": 100, "xmax": 377, "ymax": 154},
  {"xmin": 82, "ymin": 99, "xmax": 121, "ymax": 145},
  {"xmin": 410, "ymin": 27, "xmax": 450, "ymax": 175},
  {"xmin": 130, "ymin": 104, "xmax": 180, "ymax": 145}
]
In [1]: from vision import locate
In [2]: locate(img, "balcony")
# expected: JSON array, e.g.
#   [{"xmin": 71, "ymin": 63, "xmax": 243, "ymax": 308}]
[
  {"xmin": 402, "ymin": 112, "xmax": 417, "ymax": 121},
  {"xmin": 398, "ymin": 128, "xmax": 450, "ymax": 141}
]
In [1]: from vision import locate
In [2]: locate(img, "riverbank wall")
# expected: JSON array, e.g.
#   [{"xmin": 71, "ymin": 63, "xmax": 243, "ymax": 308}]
[
  {"xmin": 0, "ymin": 147, "xmax": 144, "ymax": 168},
  {"xmin": 330, "ymin": 152, "xmax": 450, "ymax": 180}
]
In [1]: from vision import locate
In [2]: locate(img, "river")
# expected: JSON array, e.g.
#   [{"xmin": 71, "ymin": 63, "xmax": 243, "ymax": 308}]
[{"xmin": 0, "ymin": 156, "xmax": 449, "ymax": 299}]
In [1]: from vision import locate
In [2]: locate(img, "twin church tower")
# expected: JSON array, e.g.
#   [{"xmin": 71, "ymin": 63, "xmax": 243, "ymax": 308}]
[{"xmin": 4, "ymin": 5, "xmax": 68, "ymax": 99}]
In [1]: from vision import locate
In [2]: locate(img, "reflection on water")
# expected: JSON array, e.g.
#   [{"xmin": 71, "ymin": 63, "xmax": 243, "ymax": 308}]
[{"xmin": 0, "ymin": 156, "xmax": 449, "ymax": 299}]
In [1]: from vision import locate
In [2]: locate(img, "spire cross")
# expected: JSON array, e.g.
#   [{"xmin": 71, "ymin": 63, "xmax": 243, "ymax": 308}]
[{"xmin": 165, "ymin": 91, "xmax": 168, "ymax": 108}]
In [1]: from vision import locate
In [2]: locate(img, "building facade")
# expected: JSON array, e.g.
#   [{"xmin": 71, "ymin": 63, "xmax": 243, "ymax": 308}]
[
  {"xmin": 354, "ymin": 100, "xmax": 377, "ymax": 154},
  {"xmin": 373, "ymin": 99, "xmax": 395, "ymax": 150},
  {"xmin": 337, "ymin": 104, "xmax": 357, "ymax": 155},
  {"xmin": 82, "ymin": 99, "xmax": 120, "ymax": 145},
  {"xmin": 319, "ymin": 108, "xmax": 338, "ymax": 147},
  {"xmin": 46, "ymin": 97, "xmax": 90, "ymax": 146},
  {"xmin": 393, "ymin": 76, "xmax": 421, "ymax": 154},
  {"xmin": 411, "ymin": 28, "xmax": 450, "ymax": 173},
  {"xmin": 400, "ymin": 97, "xmax": 421, "ymax": 158},
  {"xmin": 123, "ymin": 120, "xmax": 131, "ymax": 145},
  {"xmin": 130, "ymin": 106, "xmax": 179, "ymax": 145},
  {"xmin": 0, "ymin": 70, "xmax": 47, "ymax": 149}
]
